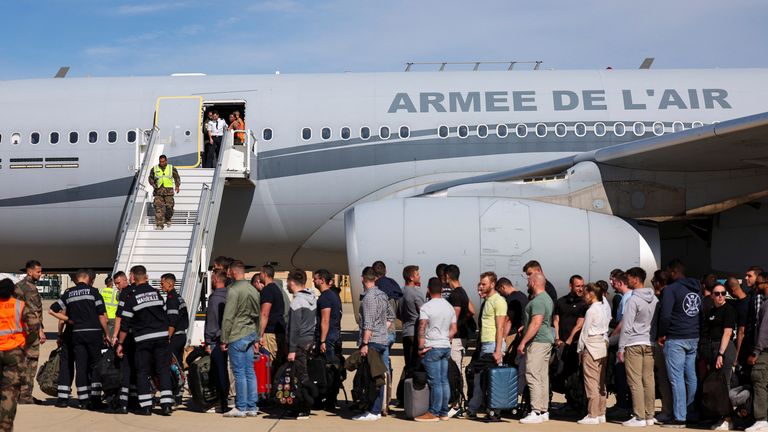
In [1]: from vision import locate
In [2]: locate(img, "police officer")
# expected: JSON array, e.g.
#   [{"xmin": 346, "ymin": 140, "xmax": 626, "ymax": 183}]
[
  {"xmin": 13, "ymin": 259, "xmax": 45, "ymax": 405},
  {"xmin": 0, "ymin": 278, "xmax": 40, "ymax": 431},
  {"xmin": 161, "ymin": 273, "xmax": 188, "ymax": 405},
  {"xmin": 111, "ymin": 271, "xmax": 136, "ymax": 414},
  {"xmin": 148, "ymin": 154, "xmax": 180, "ymax": 230},
  {"xmin": 116, "ymin": 265, "xmax": 173, "ymax": 416},
  {"xmin": 100, "ymin": 276, "xmax": 119, "ymax": 336},
  {"xmin": 49, "ymin": 269, "xmax": 110, "ymax": 409}
]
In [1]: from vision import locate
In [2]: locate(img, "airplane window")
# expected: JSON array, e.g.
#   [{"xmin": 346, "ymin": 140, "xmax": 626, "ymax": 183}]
[
  {"xmin": 575, "ymin": 123, "xmax": 587, "ymax": 137},
  {"xmin": 302, "ymin": 128, "xmax": 312, "ymax": 141},
  {"xmin": 0, "ymin": 134, "xmax": 2, "ymax": 144},
  {"xmin": 691, "ymin": 121, "xmax": 704, "ymax": 129},
  {"xmin": 633, "ymin": 122, "xmax": 646, "ymax": 136},
  {"xmin": 438, "ymin": 125, "xmax": 449, "ymax": 138},
  {"xmin": 360, "ymin": 127, "xmax": 371, "ymax": 140},
  {"xmin": 88, "ymin": 131, "xmax": 98, "ymax": 144},
  {"xmin": 496, "ymin": 124, "xmax": 508, "ymax": 138},
  {"xmin": 340, "ymin": 127, "xmax": 350, "ymax": 140},
  {"xmin": 555, "ymin": 123, "xmax": 567, "ymax": 137},
  {"xmin": 380, "ymin": 126, "xmax": 390, "ymax": 139},
  {"xmin": 322, "ymin": 127, "xmax": 331, "ymax": 140},
  {"xmin": 477, "ymin": 124, "xmax": 488, "ymax": 138},
  {"xmin": 263, "ymin": 128, "xmax": 273, "ymax": 141},
  {"xmin": 50, "ymin": 132, "xmax": 59, "ymax": 145},
  {"xmin": 516, "ymin": 124, "xmax": 528, "ymax": 138},
  {"xmin": 127, "ymin": 130, "xmax": 137, "ymax": 143},
  {"xmin": 31, "ymin": 132, "xmax": 40, "ymax": 145},
  {"xmin": 458, "ymin": 125, "xmax": 468, "ymax": 138},
  {"xmin": 672, "ymin": 121, "xmax": 684, "ymax": 133},
  {"xmin": 11, "ymin": 133, "xmax": 20, "ymax": 145},
  {"xmin": 69, "ymin": 132, "xmax": 79, "ymax": 144},
  {"xmin": 535, "ymin": 123, "xmax": 547, "ymax": 137},
  {"xmin": 108, "ymin": 131, "xmax": 118, "ymax": 143},
  {"xmin": 593, "ymin": 122, "xmax": 606, "ymax": 136},
  {"xmin": 653, "ymin": 122, "xmax": 664, "ymax": 136},
  {"xmin": 399, "ymin": 126, "xmax": 410, "ymax": 139},
  {"xmin": 613, "ymin": 122, "xmax": 626, "ymax": 137}
]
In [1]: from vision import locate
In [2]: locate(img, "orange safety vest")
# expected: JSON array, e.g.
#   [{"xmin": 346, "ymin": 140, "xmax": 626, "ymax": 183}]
[{"xmin": 0, "ymin": 298, "xmax": 25, "ymax": 351}]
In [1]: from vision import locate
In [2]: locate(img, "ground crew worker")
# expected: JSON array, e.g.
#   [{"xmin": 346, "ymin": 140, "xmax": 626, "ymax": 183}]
[
  {"xmin": 161, "ymin": 273, "xmax": 188, "ymax": 405},
  {"xmin": 13, "ymin": 259, "xmax": 45, "ymax": 405},
  {"xmin": 0, "ymin": 278, "xmax": 40, "ymax": 431},
  {"xmin": 111, "ymin": 271, "xmax": 136, "ymax": 414},
  {"xmin": 49, "ymin": 269, "xmax": 110, "ymax": 409},
  {"xmin": 148, "ymin": 154, "xmax": 180, "ymax": 230},
  {"xmin": 116, "ymin": 265, "xmax": 173, "ymax": 416},
  {"xmin": 100, "ymin": 276, "xmax": 119, "ymax": 336}
]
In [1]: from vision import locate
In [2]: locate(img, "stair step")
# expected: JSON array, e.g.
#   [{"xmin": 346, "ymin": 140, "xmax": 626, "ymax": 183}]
[
  {"xmin": 120, "ymin": 246, "xmax": 191, "ymax": 256},
  {"xmin": 137, "ymin": 231, "xmax": 195, "ymax": 241},
  {"xmin": 129, "ymin": 254, "xmax": 188, "ymax": 264}
]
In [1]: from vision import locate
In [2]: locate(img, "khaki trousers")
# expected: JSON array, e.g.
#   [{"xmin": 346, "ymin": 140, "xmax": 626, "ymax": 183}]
[
  {"xmin": 581, "ymin": 350, "xmax": 607, "ymax": 417},
  {"xmin": 525, "ymin": 342, "xmax": 551, "ymax": 413},
  {"xmin": 625, "ymin": 345, "xmax": 656, "ymax": 420},
  {"xmin": 450, "ymin": 338, "xmax": 466, "ymax": 401}
]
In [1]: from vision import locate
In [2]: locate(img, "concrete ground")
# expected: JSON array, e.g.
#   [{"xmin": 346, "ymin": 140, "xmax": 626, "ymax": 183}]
[{"xmin": 17, "ymin": 301, "xmax": 677, "ymax": 431}]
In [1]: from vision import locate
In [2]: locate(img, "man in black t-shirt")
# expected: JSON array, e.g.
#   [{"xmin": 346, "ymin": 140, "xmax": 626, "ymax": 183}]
[
  {"xmin": 255, "ymin": 265, "xmax": 287, "ymax": 365},
  {"xmin": 553, "ymin": 275, "xmax": 586, "ymax": 346},
  {"xmin": 445, "ymin": 264, "xmax": 474, "ymax": 405},
  {"xmin": 313, "ymin": 269, "xmax": 342, "ymax": 362},
  {"xmin": 497, "ymin": 277, "xmax": 529, "ymax": 339},
  {"xmin": 726, "ymin": 276, "xmax": 749, "ymax": 364}
]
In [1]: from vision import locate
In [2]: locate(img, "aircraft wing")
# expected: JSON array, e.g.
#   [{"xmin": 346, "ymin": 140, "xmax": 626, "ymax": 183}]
[{"xmin": 424, "ymin": 111, "xmax": 768, "ymax": 192}]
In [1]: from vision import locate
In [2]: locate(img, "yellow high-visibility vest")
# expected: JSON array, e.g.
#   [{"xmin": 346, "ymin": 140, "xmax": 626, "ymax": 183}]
[
  {"xmin": 153, "ymin": 164, "xmax": 175, "ymax": 188},
  {"xmin": 100, "ymin": 286, "xmax": 118, "ymax": 320}
]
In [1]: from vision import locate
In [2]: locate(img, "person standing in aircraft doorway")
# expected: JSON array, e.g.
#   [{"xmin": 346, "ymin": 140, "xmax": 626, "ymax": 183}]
[
  {"xmin": 148, "ymin": 155, "xmax": 180, "ymax": 230},
  {"xmin": 207, "ymin": 111, "xmax": 227, "ymax": 167}
]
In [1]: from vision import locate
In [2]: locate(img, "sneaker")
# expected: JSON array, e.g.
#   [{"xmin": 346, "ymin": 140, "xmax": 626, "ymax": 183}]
[
  {"xmin": 746, "ymin": 421, "xmax": 768, "ymax": 432},
  {"xmin": 661, "ymin": 419, "xmax": 687, "ymax": 429},
  {"xmin": 296, "ymin": 411, "xmax": 310, "ymax": 420},
  {"xmin": 447, "ymin": 407, "xmax": 459, "ymax": 418},
  {"xmin": 578, "ymin": 416, "xmax": 600, "ymax": 425},
  {"xmin": 245, "ymin": 410, "xmax": 260, "ymax": 417},
  {"xmin": 711, "ymin": 420, "xmax": 730, "ymax": 431},
  {"xmin": 541, "ymin": 412, "xmax": 549, "ymax": 422},
  {"xmin": 599, "ymin": 415, "xmax": 607, "ymax": 424},
  {"xmin": 154, "ymin": 225, "xmax": 164, "ymax": 230},
  {"xmin": 353, "ymin": 412, "xmax": 381, "ymax": 421},
  {"xmin": 520, "ymin": 411, "xmax": 544, "ymax": 424},
  {"xmin": 466, "ymin": 412, "xmax": 479, "ymax": 420},
  {"xmin": 223, "ymin": 408, "xmax": 246, "ymax": 418},
  {"xmin": 55, "ymin": 399, "xmax": 68, "ymax": 408},
  {"xmin": 166, "ymin": 222, "xmax": 172, "ymax": 227},
  {"xmin": 415, "ymin": 412, "xmax": 439, "ymax": 422},
  {"xmin": 655, "ymin": 414, "xmax": 673, "ymax": 424},
  {"xmin": 440, "ymin": 416, "xmax": 450, "ymax": 421},
  {"xmin": 646, "ymin": 419, "xmax": 656, "ymax": 426},
  {"xmin": 623, "ymin": 416, "xmax": 648, "ymax": 427}
]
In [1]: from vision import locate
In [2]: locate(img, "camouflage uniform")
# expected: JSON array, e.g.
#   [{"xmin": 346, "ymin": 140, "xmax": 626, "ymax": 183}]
[
  {"xmin": 1, "ymin": 298, "xmax": 40, "ymax": 432},
  {"xmin": 13, "ymin": 277, "xmax": 42, "ymax": 404},
  {"xmin": 148, "ymin": 164, "xmax": 181, "ymax": 228}
]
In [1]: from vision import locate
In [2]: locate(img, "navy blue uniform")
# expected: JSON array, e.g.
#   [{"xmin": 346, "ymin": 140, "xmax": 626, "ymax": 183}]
[
  {"xmin": 165, "ymin": 289, "xmax": 188, "ymax": 400},
  {"xmin": 120, "ymin": 283, "xmax": 173, "ymax": 409},
  {"xmin": 51, "ymin": 282, "xmax": 107, "ymax": 405}
]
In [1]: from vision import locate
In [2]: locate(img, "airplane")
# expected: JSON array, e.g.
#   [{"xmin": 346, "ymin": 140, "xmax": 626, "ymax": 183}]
[{"xmin": 1, "ymin": 63, "xmax": 767, "ymax": 320}]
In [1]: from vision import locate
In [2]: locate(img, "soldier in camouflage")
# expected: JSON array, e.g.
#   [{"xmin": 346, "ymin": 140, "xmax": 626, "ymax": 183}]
[
  {"xmin": 1, "ymin": 277, "xmax": 41, "ymax": 431},
  {"xmin": 148, "ymin": 154, "xmax": 181, "ymax": 231},
  {"xmin": 13, "ymin": 260, "xmax": 45, "ymax": 405}
]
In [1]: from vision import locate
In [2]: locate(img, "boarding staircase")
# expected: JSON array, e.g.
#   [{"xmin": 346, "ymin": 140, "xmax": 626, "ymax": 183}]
[{"xmin": 112, "ymin": 127, "xmax": 256, "ymax": 344}]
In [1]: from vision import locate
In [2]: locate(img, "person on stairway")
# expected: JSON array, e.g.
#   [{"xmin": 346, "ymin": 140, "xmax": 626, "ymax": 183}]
[{"xmin": 148, "ymin": 154, "xmax": 180, "ymax": 231}]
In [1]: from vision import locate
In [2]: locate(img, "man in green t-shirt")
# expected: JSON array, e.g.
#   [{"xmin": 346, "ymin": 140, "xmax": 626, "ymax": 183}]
[{"xmin": 518, "ymin": 272, "xmax": 554, "ymax": 424}]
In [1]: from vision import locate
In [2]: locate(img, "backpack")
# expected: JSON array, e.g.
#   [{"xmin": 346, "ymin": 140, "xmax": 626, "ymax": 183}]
[
  {"xmin": 447, "ymin": 359, "xmax": 464, "ymax": 405},
  {"xmin": 274, "ymin": 362, "xmax": 304, "ymax": 407},
  {"xmin": 97, "ymin": 347, "xmax": 122, "ymax": 393},
  {"xmin": 351, "ymin": 357, "xmax": 379, "ymax": 411},
  {"xmin": 36, "ymin": 347, "xmax": 61, "ymax": 397}
]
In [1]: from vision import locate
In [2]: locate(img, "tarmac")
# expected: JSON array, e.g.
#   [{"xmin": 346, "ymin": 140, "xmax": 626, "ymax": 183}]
[{"xmin": 17, "ymin": 300, "xmax": 671, "ymax": 432}]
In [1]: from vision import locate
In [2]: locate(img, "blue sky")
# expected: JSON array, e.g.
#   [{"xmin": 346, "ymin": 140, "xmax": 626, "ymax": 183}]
[{"xmin": 2, "ymin": 0, "xmax": 768, "ymax": 79}]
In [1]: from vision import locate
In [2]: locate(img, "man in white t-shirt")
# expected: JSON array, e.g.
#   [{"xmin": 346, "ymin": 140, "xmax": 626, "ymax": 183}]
[
  {"xmin": 206, "ymin": 111, "xmax": 227, "ymax": 168},
  {"xmin": 415, "ymin": 277, "xmax": 457, "ymax": 422}
]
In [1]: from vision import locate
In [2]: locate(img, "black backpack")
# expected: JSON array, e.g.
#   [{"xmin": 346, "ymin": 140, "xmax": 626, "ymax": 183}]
[
  {"xmin": 274, "ymin": 362, "xmax": 302, "ymax": 407},
  {"xmin": 351, "ymin": 357, "xmax": 379, "ymax": 411},
  {"xmin": 448, "ymin": 359, "xmax": 464, "ymax": 405},
  {"xmin": 97, "ymin": 347, "xmax": 123, "ymax": 393}
]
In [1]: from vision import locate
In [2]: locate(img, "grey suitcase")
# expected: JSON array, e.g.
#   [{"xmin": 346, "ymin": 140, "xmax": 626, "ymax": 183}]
[{"xmin": 404, "ymin": 378, "xmax": 430, "ymax": 419}]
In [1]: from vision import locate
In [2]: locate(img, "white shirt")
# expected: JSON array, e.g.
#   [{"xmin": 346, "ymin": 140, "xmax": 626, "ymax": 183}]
[
  {"xmin": 208, "ymin": 119, "xmax": 226, "ymax": 136},
  {"xmin": 418, "ymin": 298, "xmax": 457, "ymax": 349},
  {"xmin": 578, "ymin": 300, "xmax": 610, "ymax": 355}
]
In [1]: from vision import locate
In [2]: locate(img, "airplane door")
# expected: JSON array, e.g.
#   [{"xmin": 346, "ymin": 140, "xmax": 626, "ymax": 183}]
[{"xmin": 154, "ymin": 96, "xmax": 203, "ymax": 168}]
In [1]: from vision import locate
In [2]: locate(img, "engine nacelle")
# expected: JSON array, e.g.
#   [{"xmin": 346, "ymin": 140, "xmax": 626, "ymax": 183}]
[{"xmin": 346, "ymin": 197, "xmax": 659, "ymax": 315}]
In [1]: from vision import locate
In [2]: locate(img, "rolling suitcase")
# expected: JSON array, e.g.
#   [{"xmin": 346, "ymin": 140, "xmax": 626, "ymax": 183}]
[
  {"xmin": 485, "ymin": 366, "xmax": 518, "ymax": 416},
  {"xmin": 188, "ymin": 354, "xmax": 218, "ymax": 408},
  {"xmin": 254, "ymin": 348, "xmax": 272, "ymax": 397},
  {"xmin": 404, "ymin": 378, "xmax": 430, "ymax": 420}
]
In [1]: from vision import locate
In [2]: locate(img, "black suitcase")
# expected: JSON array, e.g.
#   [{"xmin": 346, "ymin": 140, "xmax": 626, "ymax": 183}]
[
  {"xmin": 188, "ymin": 354, "xmax": 218, "ymax": 407},
  {"xmin": 404, "ymin": 378, "xmax": 430, "ymax": 419}
]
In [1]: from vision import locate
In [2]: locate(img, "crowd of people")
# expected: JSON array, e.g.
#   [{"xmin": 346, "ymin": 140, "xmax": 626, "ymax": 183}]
[{"xmin": 3, "ymin": 257, "xmax": 768, "ymax": 432}]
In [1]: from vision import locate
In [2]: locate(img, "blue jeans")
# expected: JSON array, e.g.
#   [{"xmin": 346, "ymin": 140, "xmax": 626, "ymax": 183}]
[
  {"xmin": 368, "ymin": 342, "xmax": 390, "ymax": 415},
  {"xmin": 664, "ymin": 338, "xmax": 698, "ymax": 421},
  {"xmin": 229, "ymin": 332, "xmax": 258, "ymax": 412},
  {"xmin": 423, "ymin": 347, "xmax": 451, "ymax": 417},
  {"xmin": 468, "ymin": 342, "xmax": 505, "ymax": 413}
]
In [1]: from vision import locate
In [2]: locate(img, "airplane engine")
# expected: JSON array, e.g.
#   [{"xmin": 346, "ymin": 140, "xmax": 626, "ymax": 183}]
[{"xmin": 345, "ymin": 197, "xmax": 659, "ymax": 316}]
